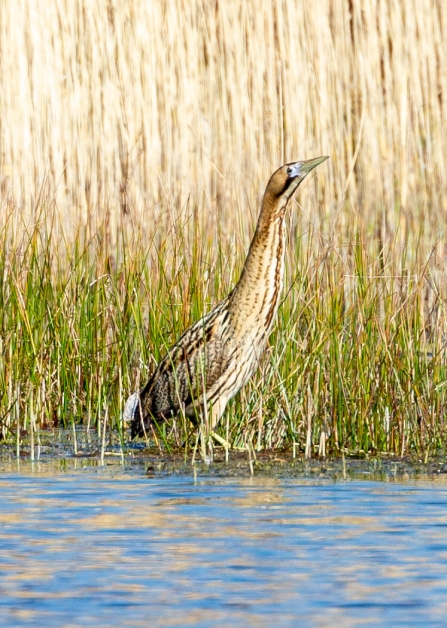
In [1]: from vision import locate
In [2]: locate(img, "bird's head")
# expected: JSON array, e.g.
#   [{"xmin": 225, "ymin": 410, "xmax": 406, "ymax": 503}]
[{"xmin": 267, "ymin": 156, "xmax": 329, "ymax": 201}]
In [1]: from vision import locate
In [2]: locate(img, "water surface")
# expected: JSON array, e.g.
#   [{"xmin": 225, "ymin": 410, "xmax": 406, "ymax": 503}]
[{"xmin": 1, "ymin": 460, "xmax": 447, "ymax": 627}]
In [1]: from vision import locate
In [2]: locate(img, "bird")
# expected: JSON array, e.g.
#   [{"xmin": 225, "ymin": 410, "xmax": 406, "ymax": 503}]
[{"xmin": 125, "ymin": 156, "xmax": 329, "ymax": 439}]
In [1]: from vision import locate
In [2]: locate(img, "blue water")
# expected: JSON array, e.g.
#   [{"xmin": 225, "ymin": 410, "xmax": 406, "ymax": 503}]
[{"xmin": 1, "ymin": 466, "xmax": 447, "ymax": 627}]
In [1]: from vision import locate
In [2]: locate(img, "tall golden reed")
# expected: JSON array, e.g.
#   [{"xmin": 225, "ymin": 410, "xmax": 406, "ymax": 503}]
[{"xmin": 1, "ymin": 0, "xmax": 445, "ymax": 247}]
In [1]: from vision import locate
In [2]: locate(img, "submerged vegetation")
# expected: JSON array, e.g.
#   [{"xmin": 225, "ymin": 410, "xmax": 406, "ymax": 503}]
[{"xmin": 0, "ymin": 0, "xmax": 446, "ymax": 456}]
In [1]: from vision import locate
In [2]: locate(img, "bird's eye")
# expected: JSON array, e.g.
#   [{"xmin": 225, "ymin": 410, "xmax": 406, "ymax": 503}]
[{"xmin": 286, "ymin": 166, "xmax": 294, "ymax": 176}]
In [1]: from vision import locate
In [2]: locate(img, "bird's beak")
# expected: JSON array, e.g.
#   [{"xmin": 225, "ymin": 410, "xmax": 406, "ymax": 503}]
[{"xmin": 297, "ymin": 155, "xmax": 329, "ymax": 176}]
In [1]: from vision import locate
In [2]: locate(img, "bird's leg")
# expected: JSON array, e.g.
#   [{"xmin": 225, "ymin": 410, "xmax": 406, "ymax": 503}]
[
  {"xmin": 209, "ymin": 398, "xmax": 231, "ymax": 452},
  {"xmin": 211, "ymin": 431, "xmax": 231, "ymax": 450},
  {"xmin": 196, "ymin": 400, "xmax": 230, "ymax": 462}
]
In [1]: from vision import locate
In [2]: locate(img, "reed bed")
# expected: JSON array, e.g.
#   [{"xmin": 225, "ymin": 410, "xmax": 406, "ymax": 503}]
[{"xmin": 1, "ymin": 0, "xmax": 446, "ymax": 456}]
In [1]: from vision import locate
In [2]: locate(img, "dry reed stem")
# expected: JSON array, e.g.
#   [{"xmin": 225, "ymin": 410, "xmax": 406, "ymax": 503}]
[{"xmin": 1, "ymin": 1, "xmax": 445, "ymax": 250}]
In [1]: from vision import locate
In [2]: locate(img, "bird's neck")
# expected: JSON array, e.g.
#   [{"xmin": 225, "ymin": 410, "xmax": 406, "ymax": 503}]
[{"xmin": 230, "ymin": 192, "xmax": 288, "ymax": 332}]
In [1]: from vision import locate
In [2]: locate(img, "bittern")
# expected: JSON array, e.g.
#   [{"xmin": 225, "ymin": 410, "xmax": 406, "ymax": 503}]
[{"xmin": 125, "ymin": 156, "xmax": 328, "ymax": 438}]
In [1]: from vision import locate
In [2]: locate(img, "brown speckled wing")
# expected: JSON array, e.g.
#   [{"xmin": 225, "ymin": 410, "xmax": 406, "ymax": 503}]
[{"xmin": 139, "ymin": 296, "xmax": 232, "ymax": 421}]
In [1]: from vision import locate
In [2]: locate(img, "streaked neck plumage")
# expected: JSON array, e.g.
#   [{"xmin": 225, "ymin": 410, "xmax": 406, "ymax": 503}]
[
  {"xmin": 229, "ymin": 185, "xmax": 293, "ymax": 333},
  {"xmin": 227, "ymin": 155, "xmax": 328, "ymax": 338}
]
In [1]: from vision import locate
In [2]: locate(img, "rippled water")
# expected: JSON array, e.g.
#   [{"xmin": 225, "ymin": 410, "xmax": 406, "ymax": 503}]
[{"xmin": 1, "ymin": 461, "xmax": 447, "ymax": 627}]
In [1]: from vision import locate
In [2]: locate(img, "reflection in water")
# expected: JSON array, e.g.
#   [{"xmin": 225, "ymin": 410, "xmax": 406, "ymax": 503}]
[{"xmin": 1, "ymin": 464, "xmax": 447, "ymax": 627}]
